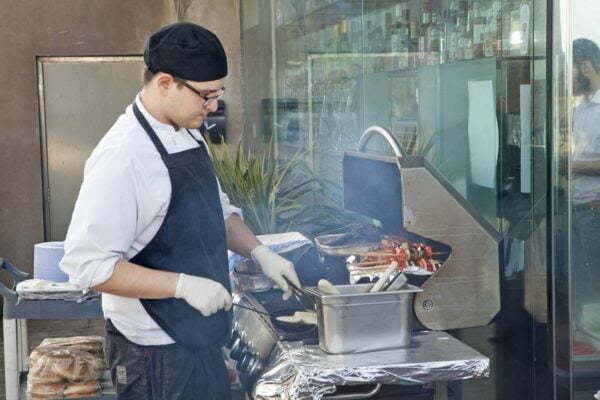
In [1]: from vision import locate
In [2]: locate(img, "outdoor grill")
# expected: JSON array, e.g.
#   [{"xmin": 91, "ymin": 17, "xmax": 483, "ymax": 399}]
[{"xmin": 230, "ymin": 126, "xmax": 501, "ymax": 397}]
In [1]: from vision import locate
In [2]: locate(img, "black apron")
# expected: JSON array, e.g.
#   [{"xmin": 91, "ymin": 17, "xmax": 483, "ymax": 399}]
[{"xmin": 131, "ymin": 103, "xmax": 232, "ymax": 348}]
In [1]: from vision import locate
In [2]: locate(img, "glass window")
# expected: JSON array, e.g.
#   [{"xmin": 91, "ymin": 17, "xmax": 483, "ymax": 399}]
[
  {"xmin": 241, "ymin": 2, "xmax": 548, "ymax": 397},
  {"xmin": 551, "ymin": 0, "xmax": 600, "ymax": 397}
]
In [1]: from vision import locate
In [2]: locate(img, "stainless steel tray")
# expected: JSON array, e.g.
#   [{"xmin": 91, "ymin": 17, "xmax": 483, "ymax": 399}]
[
  {"xmin": 234, "ymin": 260, "xmax": 262, "ymax": 273},
  {"xmin": 314, "ymin": 234, "xmax": 377, "ymax": 257},
  {"xmin": 305, "ymin": 283, "xmax": 422, "ymax": 354},
  {"xmin": 231, "ymin": 270, "xmax": 272, "ymax": 292}
]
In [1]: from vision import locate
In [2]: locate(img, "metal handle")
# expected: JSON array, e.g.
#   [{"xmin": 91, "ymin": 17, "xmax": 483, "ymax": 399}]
[
  {"xmin": 357, "ymin": 125, "xmax": 405, "ymax": 157},
  {"xmin": 285, "ymin": 277, "xmax": 315, "ymax": 310},
  {"xmin": 232, "ymin": 303, "xmax": 270, "ymax": 316},
  {"xmin": 0, "ymin": 258, "xmax": 29, "ymax": 302},
  {"xmin": 323, "ymin": 383, "xmax": 383, "ymax": 400}
]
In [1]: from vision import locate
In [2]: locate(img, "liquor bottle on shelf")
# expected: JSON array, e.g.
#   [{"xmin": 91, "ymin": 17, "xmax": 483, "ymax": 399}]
[
  {"xmin": 457, "ymin": 14, "xmax": 474, "ymax": 60},
  {"xmin": 365, "ymin": 20, "xmax": 374, "ymax": 52},
  {"xmin": 503, "ymin": 0, "xmax": 531, "ymax": 56},
  {"xmin": 519, "ymin": 0, "xmax": 531, "ymax": 56},
  {"xmin": 318, "ymin": 26, "xmax": 328, "ymax": 53},
  {"xmin": 390, "ymin": 4, "xmax": 410, "ymax": 68},
  {"xmin": 444, "ymin": 0, "xmax": 459, "ymax": 62},
  {"xmin": 472, "ymin": 1, "xmax": 486, "ymax": 58},
  {"xmin": 385, "ymin": 11, "xmax": 394, "ymax": 52},
  {"xmin": 402, "ymin": 10, "xmax": 412, "ymax": 68},
  {"xmin": 409, "ymin": 20, "xmax": 419, "ymax": 68},
  {"xmin": 367, "ymin": 11, "xmax": 386, "ymax": 54},
  {"xmin": 326, "ymin": 23, "xmax": 340, "ymax": 53},
  {"xmin": 447, "ymin": 15, "xmax": 460, "ymax": 62},
  {"xmin": 509, "ymin": 1, "xmax": 521, "ymax": 55},
  {"xmin": 458, "ymin": 0, "xmax": 469, "ymax": 17},
  {"xmin": 449, "ymin": 0, "xmax": 460, "ymax": 20},
  {"xmin": 390, "ymin": 4, "xmax": 402, "ymax": 52},
  {"xmin": 505, "ymin": 0, "xmax": 531, "ymax": 56},
  {"xmin": 483, "ymin": 11, "xmax": 496, "ymax": 57},
  {"xmin": 491, "ymin": 0, "xmax": 502, "ymax": 54},
  {"xmin": 376, "ymin": 9, "xmax": 387, "ymax": 52},
  {"xmin": 428, "ymin": 13, "xmax": 443, "ymax": 65},
  {"xmin": 274, "ymin": 1, "xmax": 284, "ymax": 26},
  {"xmin": 418, "ymin": 1, "xmax": 432, "ymax": 65},
  {"xmin": 349, "ymin": 19, "xmax": 360, "ymax": 52},
  {"xmin": 338, "ymin": 20, "xmax": 352, "ymax": 53}
]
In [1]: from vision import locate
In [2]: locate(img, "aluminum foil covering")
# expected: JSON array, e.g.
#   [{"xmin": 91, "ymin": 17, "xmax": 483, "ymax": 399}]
[
  {"xmin": 253, "ymin": 331, "xmax": 489, "ymax": 400},
  {"xmin": 347, "ymin": 263, "xmax": 432, "ymax": 285}
]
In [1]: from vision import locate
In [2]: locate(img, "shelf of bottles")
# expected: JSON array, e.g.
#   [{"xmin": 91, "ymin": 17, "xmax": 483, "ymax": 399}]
[
  {"xmin": 275, "ymin": 0, "xmax": 533, "ymax": 64},
  {"xmin": 268, "ymin": 0, "xmax": 538, "ymax": 208}
]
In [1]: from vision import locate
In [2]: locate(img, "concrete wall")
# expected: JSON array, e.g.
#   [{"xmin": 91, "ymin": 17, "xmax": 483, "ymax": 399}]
[{"xmin": 0, "ymin": 0, "xmax": 242, "ymax": 275}]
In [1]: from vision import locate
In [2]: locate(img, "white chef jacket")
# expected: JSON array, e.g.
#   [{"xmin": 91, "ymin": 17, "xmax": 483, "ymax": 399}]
[
  {"xmin": 60, "ymin": 93, "xmax": 241, "ymax": 345},
  {"xmin": 572, "ymin": 89, "xmax": 600, "ymax": 205}
]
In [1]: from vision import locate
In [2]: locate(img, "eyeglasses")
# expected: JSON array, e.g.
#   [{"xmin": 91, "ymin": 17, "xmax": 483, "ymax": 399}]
[{"xmin": 173, "ymin": 77, "xmax": 225, "ymax": 106}]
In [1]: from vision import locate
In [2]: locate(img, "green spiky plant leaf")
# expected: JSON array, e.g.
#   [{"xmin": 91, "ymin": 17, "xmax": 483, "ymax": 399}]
[{"xmin": 206, "ymin": 135, "xmax": 364, "ymax": 237}]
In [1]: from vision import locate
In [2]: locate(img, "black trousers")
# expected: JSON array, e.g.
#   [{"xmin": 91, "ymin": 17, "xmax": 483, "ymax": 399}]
[
  {"xmin": 105, "ymin": 320, "xmax": 232, "ymax": 400},
  {"xmin": 571, "ymin": 205, "xmax": 600, "ymax": 322}
]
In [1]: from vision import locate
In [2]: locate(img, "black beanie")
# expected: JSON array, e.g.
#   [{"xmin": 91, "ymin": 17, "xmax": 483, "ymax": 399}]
[{"xmin": 144, "ymin": 22, "xmax": 228, "ymax": 82}]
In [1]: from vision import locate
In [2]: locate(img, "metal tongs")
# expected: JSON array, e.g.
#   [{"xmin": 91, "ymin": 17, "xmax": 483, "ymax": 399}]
[
  {"xmin": 284, "ymin": 277, "xmax": 315, "ymax": 310},
  {"xmin": 370, "ymin": 261, "xmax": 408, "ymax": 292},
  {"xmin": 232, "ymin": 303, "xmax": 270, "ymax": 316},
  {"xmin": 382, "ymin": 269, "xmax": 408, "ymax": 291}
]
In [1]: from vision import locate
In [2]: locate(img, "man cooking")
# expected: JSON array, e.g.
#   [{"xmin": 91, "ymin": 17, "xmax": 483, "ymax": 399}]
[
  {"xmin": 571, "ymin": 37, "xmax": 600, "ymax": 325},
  {"xmin": 60, "ymin": 22, "xmax": 301, "ymax": 399}
]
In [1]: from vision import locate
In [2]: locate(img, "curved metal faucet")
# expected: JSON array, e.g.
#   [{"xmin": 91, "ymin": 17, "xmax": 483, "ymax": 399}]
[{"xmin": 356, "ymin": 125, "xmax": 405, "ymax": 158}]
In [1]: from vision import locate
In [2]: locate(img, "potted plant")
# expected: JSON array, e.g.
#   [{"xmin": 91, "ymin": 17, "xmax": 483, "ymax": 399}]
[{"xmin": 206, "ymin": 136, "xmax": 361, "ymax": 237}]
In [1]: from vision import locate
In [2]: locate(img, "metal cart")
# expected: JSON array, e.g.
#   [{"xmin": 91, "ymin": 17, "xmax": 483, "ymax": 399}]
[{"xmin": 0, "ymin": 258, "xmax": 113, "ymax": 400}]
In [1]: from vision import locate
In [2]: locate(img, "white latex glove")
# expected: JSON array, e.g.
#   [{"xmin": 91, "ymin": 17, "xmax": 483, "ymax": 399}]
[
  {"xmin": 174, "ymin": 273, "xmax": 232, "ymax": 317},
  {"xmin": 251, "ymin": 245, "xmax": 301, "ymax": 300}
]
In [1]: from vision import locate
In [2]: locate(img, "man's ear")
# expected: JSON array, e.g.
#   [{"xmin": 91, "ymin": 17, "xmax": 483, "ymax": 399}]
[{"xmin": 155, "ymin": 73, "xmax": 175, "ymax": 94}]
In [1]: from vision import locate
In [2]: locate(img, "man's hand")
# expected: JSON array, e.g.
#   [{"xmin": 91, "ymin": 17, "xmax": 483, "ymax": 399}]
[
  {"xmin": 174, "ymin": 273, "xmax": 232, "ymax": 316},
  {"xmin": 251, "ymin": 245, "xmax": 301, "ymax": 300}
]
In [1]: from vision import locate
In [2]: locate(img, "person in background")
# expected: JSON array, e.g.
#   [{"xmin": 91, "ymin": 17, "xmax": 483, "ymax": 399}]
[
  {"xmin": 60, "ymin": 22, "xmax": 300, "ymax": 400},
  {"xmin": 571, "ymin": 37, "xmax": 600, "ymax": 324}
]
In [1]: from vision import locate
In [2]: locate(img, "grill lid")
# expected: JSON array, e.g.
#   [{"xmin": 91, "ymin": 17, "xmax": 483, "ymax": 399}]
[{"xmin": 342, "ymin": 126, "xmax": 501, "ymax": 330}]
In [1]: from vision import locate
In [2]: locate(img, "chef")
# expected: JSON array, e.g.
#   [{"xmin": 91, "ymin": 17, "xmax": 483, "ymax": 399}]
[
  {"xmin": 571, "ymin": 38, "xmax": 600, "ymax": 323},
  {"xmin": 60, "ymin": 22, "xmax": 301, "ymax": 400}
]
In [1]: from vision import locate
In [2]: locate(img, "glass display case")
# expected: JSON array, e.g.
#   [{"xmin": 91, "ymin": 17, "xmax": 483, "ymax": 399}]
[
  {"xmin": 241, "ymin": 0, "xmax": 544, "ymax": 395},
  {"xmin": 240, "ymin": 1, "xmax": 600, "ymax": 398},
  {"xmin": 551, "ymin": 1, "xmax": 600, "ymax": 398},
  {"xmin": 242, "ymin": 0, "xmax": 545, "ymax": 224}
]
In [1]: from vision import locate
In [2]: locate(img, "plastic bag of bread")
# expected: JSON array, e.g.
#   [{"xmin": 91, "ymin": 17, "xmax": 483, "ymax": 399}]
[
  {"xmin": 27, "ymin": 357, "xmax": 64, "ymax": 384},
  {"xmin": 29, "ymin": 336, "xmax": 105, "ymax": 369},
  {"xmin": 26, "ymin": 381, "xmax": 66, "ymax": 399},
  {"xmin": 29, "ymin": 349, "xmax": 104, "ymax": 384},
  {"xmin": 64, "ymin": 380, "xmax": 102, "ymax": 397},
  {"xmin": 26, "ymin": 380, "xmax": 101, "ymax": 399},
  {"xmin": 36, "ymin": 336, "xmax": 104, "ymax": 350}
]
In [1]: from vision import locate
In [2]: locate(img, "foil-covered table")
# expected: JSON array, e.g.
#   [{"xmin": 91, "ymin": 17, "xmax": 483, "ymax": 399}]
[{"xmin": 254, "ymin": 330, "xmax": 489, "ymax": 400}]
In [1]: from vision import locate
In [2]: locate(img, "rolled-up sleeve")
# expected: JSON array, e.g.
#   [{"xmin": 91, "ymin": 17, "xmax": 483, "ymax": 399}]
[
  {"xmin": 218, "ymin": 181, "xmax": 242, "ymax": 220},
  {"xmin": 61, "ymin": 147, "xmax": 139, "ymax": 289}
]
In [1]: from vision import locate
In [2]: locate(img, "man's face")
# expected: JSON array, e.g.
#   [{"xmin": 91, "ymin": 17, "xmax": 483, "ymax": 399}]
[
  {"xmin": 573, "ymin": 62, "xmax": 591, "ymax": 96},
  {"xmin": 166, "ymin": 77, "xmax": 225, "ymax": 130}
]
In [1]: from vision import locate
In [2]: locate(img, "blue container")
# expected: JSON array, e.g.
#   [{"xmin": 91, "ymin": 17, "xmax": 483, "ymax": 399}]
[{"xmin": 33, "ymin": 242, "xmax": 69, "ymax": 282}]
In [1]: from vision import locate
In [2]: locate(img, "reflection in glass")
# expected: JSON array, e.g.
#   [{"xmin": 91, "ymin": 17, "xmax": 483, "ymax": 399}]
[
  {"xmin": 241, "ymin": 1, "xmax": 549, "ymax": 395},
  {"xmin": 570, "ymin": 37, "xmax": 600, "ymax": 393}
]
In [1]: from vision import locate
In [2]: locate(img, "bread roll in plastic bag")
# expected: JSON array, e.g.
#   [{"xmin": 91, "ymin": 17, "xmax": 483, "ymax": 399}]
[
  {"xmin": 29, "ymin": 349, "xmax": 104, "ymax": 384},
  {"xmin": 26, "ymin": 379, "xmax": 101, "ymax": 399},
  {"xmin": 29, "ymin": 335, "xmax": 105, "ymax": 368}
]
